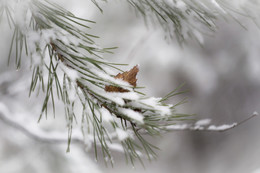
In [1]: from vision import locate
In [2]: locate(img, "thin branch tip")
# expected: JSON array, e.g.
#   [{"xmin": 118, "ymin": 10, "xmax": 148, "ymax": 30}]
[
  {"xmin": 253, "ymin": 111, "xmax": 259, "ymax": 116},
  {"xmin": 165, "ymin": 112, "xmax": 258, "ymax": 133}
]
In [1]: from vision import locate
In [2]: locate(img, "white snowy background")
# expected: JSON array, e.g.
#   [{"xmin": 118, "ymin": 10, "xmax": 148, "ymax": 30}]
[{"xmin": 1, "ymin": 0, "xmax": 260, "ymax": 173}]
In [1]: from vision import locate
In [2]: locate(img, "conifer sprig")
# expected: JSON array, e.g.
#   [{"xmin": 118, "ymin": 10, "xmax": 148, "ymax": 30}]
[
  {"xmin": 2, "ymin": 0, "xmax": 191, "ymax": 165},
  {"xmin": 127, "ymin": 0, "xmax": 252, "ymax": 44},
  {"xmin": 2, "ymin": 0, "xmax": 256, "ymax": 166}
]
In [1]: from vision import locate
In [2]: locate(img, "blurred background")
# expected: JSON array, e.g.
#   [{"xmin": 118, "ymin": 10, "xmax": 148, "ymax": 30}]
[{"xmin": 1, "ymin": 0, "xmax": 260, "ymax": 173}]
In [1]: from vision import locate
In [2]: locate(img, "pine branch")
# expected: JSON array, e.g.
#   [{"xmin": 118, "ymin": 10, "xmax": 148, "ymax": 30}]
[
  {"xmin": 2, "ymin": 0, "xmax": 257, "ymax": 166},
  {"xmin": 2, "ymin": 0, "xmax": 192, "ymax": 165},
  {"xmin": 126, "ymin": 0, "xmax": 254, "ymax": 44}
]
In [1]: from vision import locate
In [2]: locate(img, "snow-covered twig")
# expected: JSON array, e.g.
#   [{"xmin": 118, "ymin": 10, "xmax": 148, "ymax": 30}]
[
  {"xmin": 167, "ymin": 112, "xmax": 258, "ymax": 132},
  {"xmin": 0, "ymin": 102, "xmax": 123, "ymax": 152},
  {"xmin": 0, "ymin": 101, "xmax": 257, "ymax": 148},
  {"xmin": 0, "ymin": 103, "xmax": 82, "ymax": 144}
]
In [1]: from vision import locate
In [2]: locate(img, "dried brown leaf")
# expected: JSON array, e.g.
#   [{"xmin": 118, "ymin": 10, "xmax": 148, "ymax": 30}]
[{"xmin": 105, "ymin": 65, "xmax": 139, "ymax": 92}]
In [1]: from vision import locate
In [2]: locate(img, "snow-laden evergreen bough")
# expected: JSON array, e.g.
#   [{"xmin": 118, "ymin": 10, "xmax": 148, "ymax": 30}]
[
  {"xmin": 126, "ymin": 0, "xmax": 259, "ymax": 44},
  {"xmin": 0, "ymin": 0, "xmax": 258, "ymax": 165}
]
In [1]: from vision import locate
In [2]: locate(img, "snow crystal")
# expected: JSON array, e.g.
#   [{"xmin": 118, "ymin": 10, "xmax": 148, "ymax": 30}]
[
  {"xmin": 208, "ymin": 123, "xmax": 237, "ymax": 131},
  {"xmin": 116, "ymin": 128, "xmax": 129, "ymax": 141},
  {"xmin": 118, "ymin": 108, "xmax": 144, "ymax": 124}
]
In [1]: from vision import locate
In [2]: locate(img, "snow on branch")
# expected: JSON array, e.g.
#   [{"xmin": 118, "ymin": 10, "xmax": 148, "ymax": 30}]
[
  {"xmin": 167, "ymin": 112, "xmax": 258, "ymax": 132},
  {"xmin": 0, "ymin": 102, "xmax": 126, "ymax": 153},
  {"xmin": 0, "ymin": 101, "xmax": 257, "ymax": 156},
  {"xmin": 0, "ymin": 102, "xmax": 82, "ymax": 144},
  {"xmin": 0, "ymin": 0, "xmax": 192, "ymax": 164},
  {"xmin": 127, "ymin": 0, "xmax": 257, "ymax": 44},
  {"xmin": 1, "ymin": 0, "xmax": 258, "ymax": 166}
]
